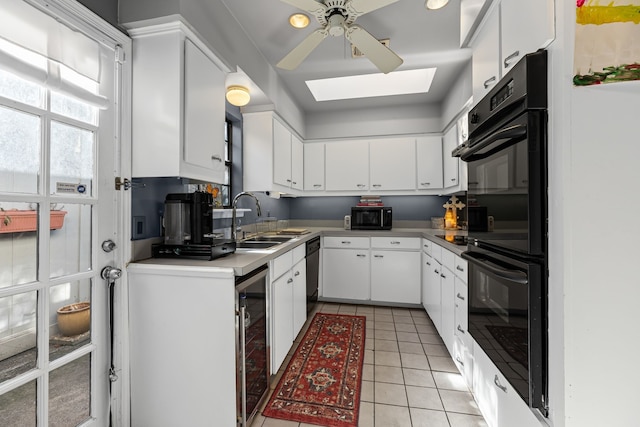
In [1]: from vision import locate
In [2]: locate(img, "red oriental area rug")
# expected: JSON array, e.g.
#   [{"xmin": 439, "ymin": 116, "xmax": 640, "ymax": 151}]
[{"xmin": 263, "ymin": 313, "xmax": 366, "ymax": 427}]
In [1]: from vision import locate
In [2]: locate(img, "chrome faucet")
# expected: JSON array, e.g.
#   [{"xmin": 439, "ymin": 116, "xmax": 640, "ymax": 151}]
[{"xmin": 232, "ymin": 191, "xmax": 262, "ymax": 241}]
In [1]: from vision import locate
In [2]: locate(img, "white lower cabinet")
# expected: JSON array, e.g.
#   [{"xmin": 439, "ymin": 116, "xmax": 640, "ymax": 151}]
[
  {"xmin": 270, "ymin": 245, "xmax": 306, "ymax": 373},
  {"xmin": 439, "ymin": 263, "xmax": 455, "ymax": 354},
  {"xmin": 322, "ymin": 248, "xmax": 370, "ymax": 301},
  {"xmin": 127, "ymin": 264, "xmax": 237, "ymax": 427},
  {"xmin": 371, "ymin": 250, "xmax": 421, "ymax": 304},
  {"xmin": 473, "ymin": 342, "xmax": 541, "ymax": 427},
  {"xmin": 322, "ymin": 236, "xmax": 421, "ymax": 305},
  {"xmin": 453, "ymin": 256, "xmax": 473, "ymax": 386}
]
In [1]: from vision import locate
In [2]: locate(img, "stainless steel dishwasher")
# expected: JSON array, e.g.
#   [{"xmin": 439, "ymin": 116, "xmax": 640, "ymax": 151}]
[{"xmin": 306, "ymin": 237, "xmax": 320, "ymax": 313}]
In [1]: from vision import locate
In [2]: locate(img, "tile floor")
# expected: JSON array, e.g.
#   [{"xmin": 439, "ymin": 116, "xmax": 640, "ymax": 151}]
[{"xmin": 251, "ymin": 302, "xmax": 489, "ymax": 427}]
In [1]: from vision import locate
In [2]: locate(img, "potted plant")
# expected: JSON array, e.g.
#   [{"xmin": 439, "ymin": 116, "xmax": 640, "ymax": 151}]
[{"xmin": 0, "ymin": 206, "xmax": 67, "ymax": 234}]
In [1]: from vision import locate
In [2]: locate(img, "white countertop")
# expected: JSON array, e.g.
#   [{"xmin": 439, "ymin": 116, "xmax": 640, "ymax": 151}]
[{"xmin": 130, "ymin": 227, "xmax": 468, "ymax": 276}]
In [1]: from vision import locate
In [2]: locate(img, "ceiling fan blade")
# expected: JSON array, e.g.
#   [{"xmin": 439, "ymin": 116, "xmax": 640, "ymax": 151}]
[
  {"xmin": 277, "ymin": 28, "xmax": 329, "ymax": 70},
  {"xmin": 344, "ymin": 25, "xmax": 403, "ymax": 74},
  {"xmin": 347, "ymin": 0, "xmax": 399, "ymax": 16},
  {"xmin": 280, "ymin": 0, "xmax": 326, "ymax": 14}
]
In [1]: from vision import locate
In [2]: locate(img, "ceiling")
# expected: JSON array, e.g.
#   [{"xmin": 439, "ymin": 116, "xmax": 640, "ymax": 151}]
[{"xmin": 218, "ymin": 0, "xmax": 473, "ymax": 115}]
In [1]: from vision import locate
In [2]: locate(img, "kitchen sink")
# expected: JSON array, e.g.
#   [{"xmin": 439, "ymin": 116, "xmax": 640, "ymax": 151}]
[
  {"xmin": 236, "ymin": 241, "xmax": 282, "ymax": 249},
  {"xmin": 242, "ymin": 236, "xmax": 293, "ymax": 243}
]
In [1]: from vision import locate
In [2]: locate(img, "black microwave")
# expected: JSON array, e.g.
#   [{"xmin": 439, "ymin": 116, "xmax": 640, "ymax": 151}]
[{"xmin": 351, "ymin": 206, "xmax": 392, "ymax": 230}]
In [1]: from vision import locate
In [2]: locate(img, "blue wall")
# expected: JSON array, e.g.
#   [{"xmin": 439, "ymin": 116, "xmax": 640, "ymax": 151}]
[{"xmin": 289, "ymin": 196, "xmax": 450, "ymax": 222}]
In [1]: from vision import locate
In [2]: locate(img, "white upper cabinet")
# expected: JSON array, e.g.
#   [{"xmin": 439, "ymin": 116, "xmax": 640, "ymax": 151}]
[
  {"xmin": 243, "ymin": 111, "xmax": 304, "ymax": 194},
  {"xmin": 325, "ymin": 140, "xmax": 369, "ymax": 191},
  {"xmin": 304, "ymin": 143, "xmax": 325, "ymax": 191},
  {"xmin": 500, "ymin": 0, "xmax": 555, "ymax": 74},
  {"xmin": 471, "ymin": 4, "xmax": 500, "ymax": 104},
  {"xmin": 471, "ymin": 0, "xmax": 555, "ymax": 105},
  {"xmin": 291, "ymin": 134, "xmax": 304, "ymax": 191},
  {"xmin": 369, "ymin": 138, "xmax": 416, "ymax": 191},
  {"xmin": 273, "ymin": 118, "xmax": 292, "ymax": 188},
  {"xmin": 443, "ymin": 125, "xmax": 460, "ymax": 188},
  {"xmin": 130, "ymin": 24, "xmax": 226, "ymax": 183},
  {"xmin": 416, "ymin": 136, "xmax": 443, "ymax": 190}
]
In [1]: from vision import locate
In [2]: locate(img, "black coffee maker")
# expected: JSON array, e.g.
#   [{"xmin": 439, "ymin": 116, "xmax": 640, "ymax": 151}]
[
  {"xmin": 163, "ymin": 191, "xmax": 213, "ymax": 245},
  {"xmin": 152, "ymin": 191, "xmax": 236, "ymax": 260}
]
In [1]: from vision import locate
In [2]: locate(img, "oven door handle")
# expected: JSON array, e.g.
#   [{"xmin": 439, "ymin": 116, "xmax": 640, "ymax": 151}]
[
  {"xmin": 461, "ymin": 124, "xmax": 527, "ymax": 162},
  {"xmin": 461, "ymin": 251, "xmax": 528, "ymax": 285}
]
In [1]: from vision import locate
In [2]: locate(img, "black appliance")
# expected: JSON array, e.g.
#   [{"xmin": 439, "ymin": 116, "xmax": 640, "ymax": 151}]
[
  {"xmin": 351, "ymin": 206, "xmax": 392, "ymax": 230},
  {"xmin": 305, "ymin": 237, "xmax": 320, "ymax": 312},
  {"xmin": 459, "ymin": 49, "xmax": 548, "ymax": 416},
  {"xmin": 235, "ymin": 265, "xmax": 270, "ymax": 427},
  {"xmin": 152, "ymin": 191, "xmax": 236, "ymax": 260}
]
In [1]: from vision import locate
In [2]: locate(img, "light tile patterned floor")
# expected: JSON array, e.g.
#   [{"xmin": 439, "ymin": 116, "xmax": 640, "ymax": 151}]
[{"xmin": 251, "ymin": 303, "xmax": 489, "ymax": 427}]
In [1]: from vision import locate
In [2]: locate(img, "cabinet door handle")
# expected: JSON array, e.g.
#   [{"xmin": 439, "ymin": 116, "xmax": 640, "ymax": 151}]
[
  {"xmin": 313, "ymin": 184, "xmax": 322, "ymax": 188},
  {"xmin": 434, "ymin": 269, "xmax": 440, "ymax": 274},
  {"xmin": 451, "ymin": 178, "xmax": 457, "ymax": 182},
  {"xmin": 341, "ymin": 241, "xmax": 351, "ymax": 244},
  {"xmin": 391, "ymin": 241, "xmax": 400, "ymax": 245},
  {"xmin": 356, "ymin": 254, "xmax": 366, "ymax": 258},
  {"xmin": 374, "ymin": 254, "xmax": 383, "ymax": 258},
  {"xmin": 294, "ymin": 271, "xmax": 300, "ymax": 276},
  {"xmin": 211, "ymin": 155, "xmax": 223, "ymax": 162},
  {"xmin": 455, "ymin": 356, "xmax": 464, "ymax": 367},
  {"xmin": 440, "ymin": 273, "xmax": 446, "ymax": 279},
  {"xmin": 420, "ymin": 182, "xmax": 431, "ymax": 186},
  {"xmin": 504, "ymin": 50, "xmax": 520, "ymax": 68},
  {"xmin": 456, "ymin": 265, "xmax": 464, "ymax": 272},
  {"xmin": 456, "ymin": 293, "xmax": 465, "ymax": 301},
  {"xmin": 457, "ymin": 325, "xmax": 465, "ymax": 334},
  {"xmin": 372, "ymin": 184, "xmax": 381, "ymax": 188},
  {"xmin": 426, "ymin": 261, "xmax": 431, "ymax": 266},
  {"xmin": 287, "ymin": 278, "xmax": 293, "ymax": 284},
  {"xmin": 494, "ymin": 375, "xmax": 507, "ymax": 393},
  {"xmin": 356, "ymin": 184, "xmax": 366, "ymax": 188},
  {"xmin": 286, "ymin": 179, "xmax": 292, "ymax": 183},
  {"xmin": 292, "ymin": 181, "xmax": 297, "ymax": 185},
  {"xmin": 483, "ymin": 76, "xmax": 497, "ymax": 89}
]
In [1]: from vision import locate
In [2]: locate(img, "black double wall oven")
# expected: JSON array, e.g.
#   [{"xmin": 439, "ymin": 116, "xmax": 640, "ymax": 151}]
[{"xmin": 458, "ymin": 49, "xmax": 548, "ymax": 416}]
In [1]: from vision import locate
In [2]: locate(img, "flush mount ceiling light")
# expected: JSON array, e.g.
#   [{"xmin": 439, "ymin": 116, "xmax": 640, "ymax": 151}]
[
  {"xmin": 289, "ymin": 13, "xmax": 310, "ymax": 29},
  {"xmin": 226, "ymin": 85, "xmax": 250, "ymax": 107},
  {"xmin": 425, "ymin": 0, "xmax": 449, "ymax": 10}
]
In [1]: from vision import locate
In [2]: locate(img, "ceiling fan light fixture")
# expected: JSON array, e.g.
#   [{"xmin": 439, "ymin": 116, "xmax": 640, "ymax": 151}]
[
  {"xmin": 425, "ymin": 0, "xmax": 449, "ymax": 10},
  {"xmin": 289, "ymin": 13, "xmax": 310, "ymax": 29},
  {"xmin": 226, "ymin": 85, "xmax": 250, "ymax": 107}
]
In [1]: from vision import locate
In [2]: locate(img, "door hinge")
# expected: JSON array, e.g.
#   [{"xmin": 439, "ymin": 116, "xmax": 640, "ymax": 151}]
[
  {"xmin": 115, "ymin": 177, "xmax": 131, "ymax": 191},
  {"xmin": 115, "ymin": 44, "xmax": 125, "ymax": 64}
]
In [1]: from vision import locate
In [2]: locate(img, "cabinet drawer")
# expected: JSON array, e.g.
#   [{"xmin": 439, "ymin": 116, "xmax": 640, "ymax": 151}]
[
  {"xmin": 371, "ymin": 237, "xmax": 420, "ymax": 250},
  {"xmin": 454, "ymin": 255, "xmax": 467, "ymax": 281},
  {"xmin": 292, "ymin": 244, "xmax": 305, "ymax": 265},
  {"xmin": 323, "ymin": 236, "xmax": 370, "ymax": 249},
  {"xmin": 431, "ymin": 243, "xmax": 442, "ymax": 263},
  {"xmin": 441, "ymin": 248, "xmax": 455, "ymax": 272},
  {"xmin": 270, "ymin": 251, "xmax": 293, "ymax": 281},
  {"xmin": 421, "ymin": 238, "xmax": 432, "ymax": 255}
]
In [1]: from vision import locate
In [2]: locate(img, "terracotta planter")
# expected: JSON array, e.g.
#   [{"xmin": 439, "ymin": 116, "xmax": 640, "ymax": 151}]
[
  {"xmin": 57, "ymin": 302, "xmax": 91, "ymax": 336},
  {"xmin": 0, "ymin": 210, "xmax": 67, "ymax": 234}
]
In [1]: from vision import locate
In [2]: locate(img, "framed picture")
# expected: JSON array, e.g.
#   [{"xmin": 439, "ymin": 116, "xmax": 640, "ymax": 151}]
[{"xmin": 573, "ymin": 0, "xmax": 640, "ymax": 86}]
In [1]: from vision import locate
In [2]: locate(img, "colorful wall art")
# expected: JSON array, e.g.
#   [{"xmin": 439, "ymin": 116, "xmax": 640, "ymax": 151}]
[{"xmin": 574, "ymin": 1, "xmax": 640, "ymax": 85}]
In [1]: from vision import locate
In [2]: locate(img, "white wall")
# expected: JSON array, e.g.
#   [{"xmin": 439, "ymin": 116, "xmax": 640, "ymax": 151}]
[
  {"xmin": 304, "ymin": 103, "xmax": 442, "ymax": 140},
  {"xmin": 547, "ymin": 2, "xmax": 640, "ymax": 426}
]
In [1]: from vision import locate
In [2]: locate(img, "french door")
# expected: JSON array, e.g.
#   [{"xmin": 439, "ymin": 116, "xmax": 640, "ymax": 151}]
[{"xmin": 0, "ymin": 1, "xmax": 130, "ymax": 425}]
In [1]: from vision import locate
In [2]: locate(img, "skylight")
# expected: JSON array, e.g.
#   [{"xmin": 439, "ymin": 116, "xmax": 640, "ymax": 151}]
[{"xmin": 305, "ymin": 68, "xmax": 437, "ymax": 102}]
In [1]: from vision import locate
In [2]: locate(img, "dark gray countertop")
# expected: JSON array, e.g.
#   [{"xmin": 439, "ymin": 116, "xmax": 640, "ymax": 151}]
[{"xmin": 130, "ymin": 227, "xmax": 468, "ymax": 276}]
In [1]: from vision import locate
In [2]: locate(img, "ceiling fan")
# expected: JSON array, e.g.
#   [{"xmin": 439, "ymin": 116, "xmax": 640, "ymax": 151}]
[{"xmin": 277, "ymin": 0, "xmax": 403, "ymax": 73}]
